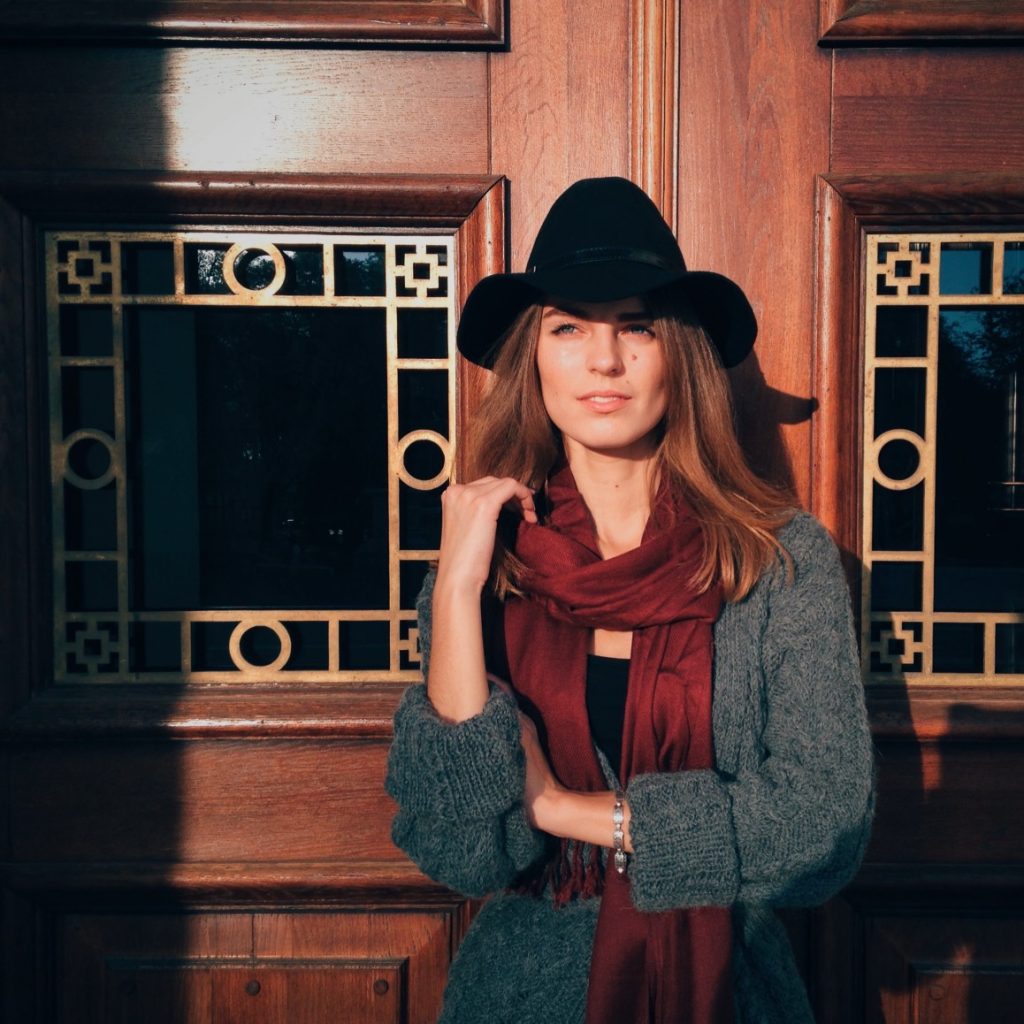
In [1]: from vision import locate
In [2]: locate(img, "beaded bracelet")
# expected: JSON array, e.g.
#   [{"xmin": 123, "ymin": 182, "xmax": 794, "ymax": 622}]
[{"xmin": 612, "ymin": 789, "xmax": 628, "ymax": 875}]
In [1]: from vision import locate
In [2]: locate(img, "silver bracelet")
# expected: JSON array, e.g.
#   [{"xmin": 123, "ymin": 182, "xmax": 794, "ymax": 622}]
[{"xmin": 612, "ymin": 789, "xmax": 628, "ymax": 875}]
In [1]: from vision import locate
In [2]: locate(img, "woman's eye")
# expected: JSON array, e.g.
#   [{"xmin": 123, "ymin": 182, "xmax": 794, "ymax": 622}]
[
  {"xmin": 551, "ymin": 322, "xmax": 579, "ymax": 335},
  {"xmin": 624, "ymin": 323, "xmax": 655, "ymax": 336}
]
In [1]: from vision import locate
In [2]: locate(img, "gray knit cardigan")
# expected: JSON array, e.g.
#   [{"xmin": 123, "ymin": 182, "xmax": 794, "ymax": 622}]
[{"xmin": 386, "ymin": 513, "xmax": 875, "ymax": 1023}]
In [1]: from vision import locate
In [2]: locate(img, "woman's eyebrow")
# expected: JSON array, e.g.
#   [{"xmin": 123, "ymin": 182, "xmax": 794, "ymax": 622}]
[{"xmin": 541, "ymin": 305, "xmax": 652, "ymax": 320}]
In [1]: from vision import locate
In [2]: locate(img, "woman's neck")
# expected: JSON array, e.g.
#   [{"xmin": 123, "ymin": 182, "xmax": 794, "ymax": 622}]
[{"xmin": 565, "ymin": 444, "xmax": 657, "ymax": 558}]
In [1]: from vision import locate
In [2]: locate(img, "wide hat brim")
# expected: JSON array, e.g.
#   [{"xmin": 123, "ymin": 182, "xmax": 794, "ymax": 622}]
[{"xmin": 457, "ymin": 260, "xmax": 757, "ymax": 370}]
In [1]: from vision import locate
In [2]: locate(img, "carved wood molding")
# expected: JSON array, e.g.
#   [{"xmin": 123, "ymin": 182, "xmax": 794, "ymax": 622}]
[
  {"xmin": 629, "ymin": 0, "xmax": 680, "ymax": 233},
  {"xmin": 1, "ymin": 860, "xmax": 458, "ymax": 905},
  {"xmin": 0, "ymin": 0, "xmax": 506, "ymax": 46},
  {"xmin": 0, "ymin": 171, "xmax": 504, "ymax": 228},
  {"xmin": 2, "ymin": 687, "xmax": 403, "ymax": 739},
  {"xmin": 820, "ymin": 0, "xmax": 1024, "ymax": 45}
]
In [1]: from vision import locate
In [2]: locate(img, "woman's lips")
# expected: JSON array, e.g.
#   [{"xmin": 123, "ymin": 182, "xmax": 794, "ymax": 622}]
[{"xmin": 578, "ymin": 392, "xmax": 631, "ymax": 413}]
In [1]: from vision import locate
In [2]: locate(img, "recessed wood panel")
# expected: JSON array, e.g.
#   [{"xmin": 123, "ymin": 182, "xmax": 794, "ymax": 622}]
[
  {"xmin": 832, "ymin": 51, "xmax": 1024, "ymax": 174},
  {"xmin": 678, "ymin": 0, "xmax": 831, "ymax": 503},
  {"xmin": 866, "ymin": 915, "xmax": 1024, "ymax": 1024},
  {"xmin": 105, "ymin": 962, "xmax": 403, "ymax": 1024},
  {"xmin": 10, "ymin": 740, "xmax": 402, "ymax": 863},
  {"xmin": 57, "ymin": 910, "xmax": 452, "ymax": 1024},
  {"xmin": 0, "ymin": 48, "xmax": 488, "ymax": 175}
]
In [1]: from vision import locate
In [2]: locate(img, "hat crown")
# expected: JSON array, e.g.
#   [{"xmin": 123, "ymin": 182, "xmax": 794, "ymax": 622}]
[{"xmin": 526, "ymin": 177, "xmax": 686, "ymax": 275}]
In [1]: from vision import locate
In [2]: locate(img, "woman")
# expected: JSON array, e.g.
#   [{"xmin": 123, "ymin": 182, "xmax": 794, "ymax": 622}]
[{"xmin": 386, "ymin": 177, "xmax": 874, "ymax": 1024}]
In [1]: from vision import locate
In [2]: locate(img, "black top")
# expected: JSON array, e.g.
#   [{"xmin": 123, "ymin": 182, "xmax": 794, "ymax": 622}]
[{"xmin": 585, "ymin": 653, "xmax": 630, "ymax": 777}]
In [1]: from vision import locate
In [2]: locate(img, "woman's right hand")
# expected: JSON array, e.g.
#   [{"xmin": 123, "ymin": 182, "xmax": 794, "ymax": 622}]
[{"xmin": 434, "ymin": 476, "xmax": 537, "ymax": 596}]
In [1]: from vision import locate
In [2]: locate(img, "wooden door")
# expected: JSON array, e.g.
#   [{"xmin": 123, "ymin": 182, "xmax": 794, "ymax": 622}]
[{"xmin": 2, "ymin": 2, "xmax": 1023, "ymax": 1022}]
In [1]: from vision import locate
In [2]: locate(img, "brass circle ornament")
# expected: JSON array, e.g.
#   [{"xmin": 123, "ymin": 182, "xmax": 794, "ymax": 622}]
[
  {"xmin": 62, "ymin": 429, "xmax": 117, "ymax": 490},
  {"xmin": 228, "ymin": 619, "xmax": 292, "ymax": 673},
  {"xmin": 222, "ymin": 241, "xmax": 287, "ymax": 296},
  {"xmin": 396, "ymin": 430, "xmax": 451, "ymax": 490},
  {"xmin": 872, "ymin": 429, "xmax": 926, "ymax": 491}
]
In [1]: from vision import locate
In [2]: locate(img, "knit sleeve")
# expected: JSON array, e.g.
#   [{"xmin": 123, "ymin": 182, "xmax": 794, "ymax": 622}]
[
  {"xmin": 385, "ymin": 571, "xmax": 546, "ymax": 897},
  {"xmin": 625, "ymin": 514, "xmax": 876, "ymax": 911}
]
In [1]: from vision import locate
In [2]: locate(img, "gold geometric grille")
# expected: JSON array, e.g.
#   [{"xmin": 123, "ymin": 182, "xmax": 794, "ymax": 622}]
[
  {"xmin": 862, "ymin": 232, "xmax": 1024, "ymax": 684},
  {"xmin": 47, "ymin": 231, "xmax": 455, "ymax": 683}
]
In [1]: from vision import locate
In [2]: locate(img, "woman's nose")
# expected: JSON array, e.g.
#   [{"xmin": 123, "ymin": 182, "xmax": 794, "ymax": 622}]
[{"xmin": 587, "ymin": 327, "xmax": 625, "ymax": 374}]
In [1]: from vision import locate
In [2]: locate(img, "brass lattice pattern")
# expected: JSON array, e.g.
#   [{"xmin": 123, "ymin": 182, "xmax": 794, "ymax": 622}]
[
  {"xmin": 863, "ymin": 233, "xmax": 1024, "ymax": 684},
  {"xmin": 48, "ymin": 232, "xmax": 455, "ymax": 682}
]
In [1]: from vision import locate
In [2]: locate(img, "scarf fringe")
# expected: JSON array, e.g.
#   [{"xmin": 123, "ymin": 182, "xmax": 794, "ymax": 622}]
[{"xmin": 517, "ymin": 838, "xmax": 605, "ymax": 907}]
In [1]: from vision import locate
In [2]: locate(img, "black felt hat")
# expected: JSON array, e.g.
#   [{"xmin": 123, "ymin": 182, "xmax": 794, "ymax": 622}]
[{"xmin": 457, "ymin": 176, "xmax": 757, "ymax": 369}]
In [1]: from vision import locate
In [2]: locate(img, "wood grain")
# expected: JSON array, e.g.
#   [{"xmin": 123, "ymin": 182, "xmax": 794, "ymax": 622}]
[
  {"xmin": 9, "ymin": 740, "xmax": 402, "ymax": 863},
  {"xmin": 679, "ymin": 0, "xmax": 831, "ymax": 505},
  {"xmin": 54, "ymin": 910, "xmax": 452, "ymax": 1024},
  {"xmin": 869, "ymin": 739, "xmax": 1024, "ymax": 863},
  {"xmin": 489, "ymin": 0, "xmax": 630, "ymax": 272},
  {"xmin": 0, "ymin": 47, "xmax": 488, "ymax": 175},
  {"xmin": 832, "ymin": 50, "xmax": 1024, "ymax": 174}
]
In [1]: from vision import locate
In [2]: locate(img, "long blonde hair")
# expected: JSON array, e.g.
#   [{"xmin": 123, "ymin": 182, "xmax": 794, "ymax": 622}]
[{"xmin": 462, "ymin": 286, "xmax": 794, "ymax": 601}]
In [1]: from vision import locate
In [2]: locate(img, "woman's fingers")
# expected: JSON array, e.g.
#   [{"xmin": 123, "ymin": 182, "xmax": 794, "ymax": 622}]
[
  {"xmin": 435, "ymin": 476, "xmax": 537, "ymax": 591},
  {"xmin": 444, "ymin": 476, "xmax": 536, "ymax": 520}
]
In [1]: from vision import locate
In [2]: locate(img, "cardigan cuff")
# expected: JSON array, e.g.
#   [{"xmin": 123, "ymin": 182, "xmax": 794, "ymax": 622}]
[
  {"xmin": 386, "ymin": 683, "xmax": 525, "ymax": 820},
  {"xmin": 626, "ymin": 769, "xmax": 741, "ymax": 910}
]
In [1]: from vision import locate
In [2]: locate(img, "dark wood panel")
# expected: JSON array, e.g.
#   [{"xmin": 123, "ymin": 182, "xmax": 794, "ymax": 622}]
[
  {"xmin": 254, "ymin": 911, "xmax": 456, "ymax": 1021},
  {"xmin": 679, "ymin": 0, "xmax": 831, "ymax": 504},
  {"xmin": 0, "ymin": 0, "xmax": 504, "ymax": 46},
  {"xmin": 0, "ymin": 48, "xmax": 488, "ymax": 175},
  {"xmin": 820, "ymin": 0, "xmax": 1024, "ymax": 46},
  {"xmin": 55, "ymin": 910, "xmax": 451, "ymax": 1024},
  {"xmin": 832, "ymin": 50, "xmax": 1024, "ymax": 174},
  {"xmin": 10, "ymin": 740, "xmax": 401, "ymax": 863},
  {"xmin": 865, "ymin": 915, "xmax": 1024, "ymax": 1024},
  {"xmin": 868, "ymin": 740, "xmax": 1024, "ymax": 863},
  {"xmin": 60, "ymin": 912, "xmax": 250, "ymax": 1023},
  {"xmin": 105, "ymin": 963, "xmax": 403, "ymax": 1024}
]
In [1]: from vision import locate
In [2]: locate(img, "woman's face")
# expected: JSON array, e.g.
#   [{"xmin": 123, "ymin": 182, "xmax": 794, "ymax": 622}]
[{"xmin": 535, "ymin": 295, "xmax": 668, "ymax": 460}]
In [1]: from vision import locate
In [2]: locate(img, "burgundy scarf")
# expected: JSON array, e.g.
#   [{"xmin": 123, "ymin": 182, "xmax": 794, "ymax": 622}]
[{"xmin": 501, "ymin": 463, "xmax": 733, "ymax": 1024}]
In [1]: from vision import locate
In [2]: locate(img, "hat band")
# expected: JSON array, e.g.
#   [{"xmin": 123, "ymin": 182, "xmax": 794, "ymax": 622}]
[{"xmin": 528, "ymin": 246, "xmax": 683, "ymax": 275}]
